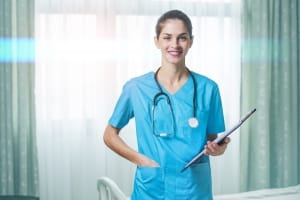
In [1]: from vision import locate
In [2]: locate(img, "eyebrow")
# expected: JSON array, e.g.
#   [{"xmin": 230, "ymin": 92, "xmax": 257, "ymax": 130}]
[{"xmin": 161, "ymin": 33, "xmax": 189, "ymax": 37}]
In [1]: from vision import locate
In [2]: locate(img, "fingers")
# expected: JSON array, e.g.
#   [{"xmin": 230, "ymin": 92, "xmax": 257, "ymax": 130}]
[
  {"xmin": 223, "ymin": 137, "xmax": 231, "ymax": 144},
  {"xmin": 137, "ymin": 154, "xmax": 160, "ymax": 167},
  {"xmin": 148, "ymin": 159, "xmax": 160, "ymax": 167},
  {"xmin": 204, "ymin": 141, "xmax": 218, "ymax": 155},
  {"xmin": 204, "ymin": 137, "xmax": 230, "ymax": 156}
]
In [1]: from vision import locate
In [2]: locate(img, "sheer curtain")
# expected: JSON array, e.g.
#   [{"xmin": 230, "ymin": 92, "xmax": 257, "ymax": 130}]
[
  {"xmin": 240, "ymin": 0, "xmax": 300, "ymax": 192},
  {"xmin": 35, "ymin": 0, "xmax": 241, "ymax": 199},
  {"xmin": 0, "ymin": 0, "xmax": 39, "ymax": 196}
]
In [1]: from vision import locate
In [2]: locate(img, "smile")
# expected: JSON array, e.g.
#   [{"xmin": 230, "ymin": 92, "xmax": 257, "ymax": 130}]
[{"xmin": 168, "ymin": 50, "xmax": 183, "ymax": 56}]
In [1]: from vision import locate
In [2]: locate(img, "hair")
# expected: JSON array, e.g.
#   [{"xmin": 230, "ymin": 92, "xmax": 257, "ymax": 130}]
[{"xmin": 155, "ymin": 10, "xmax": 193, "ymax": 38}]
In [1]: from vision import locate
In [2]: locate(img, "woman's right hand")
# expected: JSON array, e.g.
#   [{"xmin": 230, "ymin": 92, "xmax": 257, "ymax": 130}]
[
  {"xmin": 136, "ymin": 154, "xmax": 160, "ymax": 167},
  {"xmin": 103, "ymin": 125, "xmax": 159, "ymax": 167}
]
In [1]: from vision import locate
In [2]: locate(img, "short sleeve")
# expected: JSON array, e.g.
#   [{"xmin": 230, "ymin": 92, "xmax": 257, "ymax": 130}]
[
  {"xmin": 207, "ymin": 84, "xmax": 225, "ymax": 134},
  {"xmin": 108, "ymin": 82, "xmax": 134, "ymax": 129}
]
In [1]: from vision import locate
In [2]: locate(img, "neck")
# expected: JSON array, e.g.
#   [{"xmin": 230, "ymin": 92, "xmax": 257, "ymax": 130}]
[
  {"xmin": 158, "ymin": 64, "xmax": 188, "ymax": 84},
  {"xmin": 155, "ymin": 65, "xmax": 189, "ymax": 94}
]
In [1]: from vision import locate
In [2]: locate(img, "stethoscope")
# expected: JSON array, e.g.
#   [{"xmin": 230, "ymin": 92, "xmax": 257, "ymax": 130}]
[{"xmin": 152, "ymin": 67, "xmax": 199, "ymax": 137}]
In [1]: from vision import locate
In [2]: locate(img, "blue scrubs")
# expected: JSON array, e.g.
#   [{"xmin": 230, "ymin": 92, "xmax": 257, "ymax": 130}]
[{"xmin": 109, "ymin": 71, "xmax": 225, "ymax": 200}]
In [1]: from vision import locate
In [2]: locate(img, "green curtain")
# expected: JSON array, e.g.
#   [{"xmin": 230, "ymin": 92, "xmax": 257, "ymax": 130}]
[
  {"xmin": 240, "ymin": 0, "xmax": 300, "ymax": 192},
  {"xmin": 0, "ymin": 0, "xmax": 39, "ymax": 196}
]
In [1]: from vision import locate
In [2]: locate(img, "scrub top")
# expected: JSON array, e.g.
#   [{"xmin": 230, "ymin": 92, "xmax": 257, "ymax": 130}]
[{"xmin": 108, "ymin": 70, "xmax": 225, "ymax": 200}]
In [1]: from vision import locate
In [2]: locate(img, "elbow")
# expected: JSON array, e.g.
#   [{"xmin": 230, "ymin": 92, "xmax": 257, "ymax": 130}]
[
  {"xmin": 103, "ymin": 125, "xmax": 118, "ymax": 147},
  {"xmin": 103, "ymin": 129, "xmax": 110, "ymax": 147}
]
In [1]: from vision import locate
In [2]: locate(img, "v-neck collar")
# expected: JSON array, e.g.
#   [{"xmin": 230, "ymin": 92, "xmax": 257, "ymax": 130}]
[{"xmin": 153, "ymin": 71, "xmax": 192, "ymax": 96}]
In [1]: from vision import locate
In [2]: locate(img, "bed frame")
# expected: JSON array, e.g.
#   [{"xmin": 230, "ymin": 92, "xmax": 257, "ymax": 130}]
[{"xmin": 97, "ymin": 176, "xmax": 300, "ymax": 200}]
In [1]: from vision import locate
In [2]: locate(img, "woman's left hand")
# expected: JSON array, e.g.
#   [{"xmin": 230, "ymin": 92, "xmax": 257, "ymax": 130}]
[{"xmin": 204, "ymin": 137, "xmax": 230, "ymax": 156}]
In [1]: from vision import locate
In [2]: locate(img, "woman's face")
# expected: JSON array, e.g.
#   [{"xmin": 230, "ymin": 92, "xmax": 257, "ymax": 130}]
[{"xmin": 155, "ymin": 19, "xmax": 193, "ymax": 66}]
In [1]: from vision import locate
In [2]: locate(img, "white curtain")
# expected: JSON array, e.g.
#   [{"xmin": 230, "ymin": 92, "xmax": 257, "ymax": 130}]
[{"xmin": 35, "ymin": 0, "xmax": 241, "ymax": 199}]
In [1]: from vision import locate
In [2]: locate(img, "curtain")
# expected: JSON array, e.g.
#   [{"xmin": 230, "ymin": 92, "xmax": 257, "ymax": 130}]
[
  {"xmin": 35, "ymin": 0, "xmax": 241, "ymax": 199},
  {"xmin": 240, "ymin": 0, "xmax": 300, "ymax": 192},
  {"xmin": 0, "ymin": 0, "xmax": 39, "ymax": 197}
]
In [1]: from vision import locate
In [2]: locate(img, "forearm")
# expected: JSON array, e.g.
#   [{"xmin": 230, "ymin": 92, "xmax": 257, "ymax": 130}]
[
  {"xmin": 103, "ymin": 125, "xmax": 140, "ymax": 164},
  {"xmin": 103, "ymin": 125, "xmax": 159, "ymax": 166}
]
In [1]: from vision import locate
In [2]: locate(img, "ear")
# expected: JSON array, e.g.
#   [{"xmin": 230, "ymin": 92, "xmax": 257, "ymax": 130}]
[
  {"xmin": 189, "ymin": 35, "xmax": 194, "ymax": 48},
  {"xmin": 154, "ymin": 36, "xmax": 160, "ymax": 49}
]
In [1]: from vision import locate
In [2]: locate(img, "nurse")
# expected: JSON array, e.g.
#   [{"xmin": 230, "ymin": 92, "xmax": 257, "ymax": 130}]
[{"xmin": 103, "ymin": 9, "xmax": 230, "ymax": 200}]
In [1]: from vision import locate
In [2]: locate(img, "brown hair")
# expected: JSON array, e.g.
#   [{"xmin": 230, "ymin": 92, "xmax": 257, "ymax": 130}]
[{"xmin": 155, "ymin": 10, "xmax": 193, "ymax": 38}]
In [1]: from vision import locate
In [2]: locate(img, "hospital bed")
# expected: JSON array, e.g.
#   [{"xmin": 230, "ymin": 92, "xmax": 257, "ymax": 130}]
[{"xmin": 97, "ymin": 176, "xmax": 300, "ymax": 200}]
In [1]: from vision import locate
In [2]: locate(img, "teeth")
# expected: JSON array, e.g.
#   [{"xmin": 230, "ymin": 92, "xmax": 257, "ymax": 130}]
[{"xmin": 169, "ymin": 51, "xmax": 181, "ymax": 56}]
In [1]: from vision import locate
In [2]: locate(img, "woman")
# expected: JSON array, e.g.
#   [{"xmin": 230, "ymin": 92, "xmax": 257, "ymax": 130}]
[{"xmin": 103, "ymin": 9, "xmax": 230, "ymax": 200}]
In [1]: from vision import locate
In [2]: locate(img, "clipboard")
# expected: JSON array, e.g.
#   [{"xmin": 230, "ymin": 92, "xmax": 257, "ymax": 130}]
[{"xmin": 181, "ymin": 108, "xmax": 256, "ymax": 172}]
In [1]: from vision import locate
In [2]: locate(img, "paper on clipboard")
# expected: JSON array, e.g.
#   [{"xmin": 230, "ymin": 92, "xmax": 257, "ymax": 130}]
[{"xmin": 181, "ymin": 108, "xmax": 256, "ymax": 172}]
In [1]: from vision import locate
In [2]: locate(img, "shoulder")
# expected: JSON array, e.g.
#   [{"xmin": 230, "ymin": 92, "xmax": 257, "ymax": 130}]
[
  {"xmin": 123, "ymin": 71, "xmax": 154, "ymax": 90},
  {"xmin": 130, "ymin": 71, "xmax": 154, "ymax": 83},
  {"xmin": 190, "ymin": 71, "xmax": 219, "ymax": 89}
]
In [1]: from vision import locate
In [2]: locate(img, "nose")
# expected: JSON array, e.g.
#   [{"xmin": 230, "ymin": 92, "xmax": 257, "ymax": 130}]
[{"xmin": 171, "ymin": 38, "xmax": 179, "ymax": 48}]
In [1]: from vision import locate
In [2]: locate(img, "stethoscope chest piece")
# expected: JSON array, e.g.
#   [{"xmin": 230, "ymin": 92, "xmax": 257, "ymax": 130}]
[{"xmin": 188, "ymin": 117, "xmax": 199, "ymax": 128}]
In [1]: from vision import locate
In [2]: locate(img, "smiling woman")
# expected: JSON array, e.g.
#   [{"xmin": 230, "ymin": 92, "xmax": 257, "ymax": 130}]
[{"xmin": 35, "ymin": 1, "xmax": 241, "ymax": 200}]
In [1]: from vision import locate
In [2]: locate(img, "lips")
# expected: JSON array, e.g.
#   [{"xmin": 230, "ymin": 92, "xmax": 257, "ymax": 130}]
[{"xmin": 168, "ymin": 50, "xmax": 183, "ymax": 57}]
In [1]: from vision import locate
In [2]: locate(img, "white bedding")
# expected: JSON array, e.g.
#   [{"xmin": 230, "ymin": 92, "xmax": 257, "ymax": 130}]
[
  {"xmin": 214, "ymin": 184, "xmax": 300, "ymax": 200},
  {"xmin": 97, "ymin": 177, "xmax": 300, "ymax": 200}
]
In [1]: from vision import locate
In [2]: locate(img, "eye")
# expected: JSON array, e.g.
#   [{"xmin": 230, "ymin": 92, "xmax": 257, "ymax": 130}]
[
  {"xmin": 179, "ymin": 36, "xmax": 187, "ymax": 41},
  {"xmin": 163, "ymin": 37, "xmax": 171, "ymax": 40}
]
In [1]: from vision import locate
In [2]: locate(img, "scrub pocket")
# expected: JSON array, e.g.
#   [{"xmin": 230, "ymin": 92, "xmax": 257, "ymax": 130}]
[
  {"xmin": 134, "ymin": 166, "xmax": 164, "ymax": 199},
  {"xmin": 176, "ymin": 162, "xmax": 212, "ymax": 200}
]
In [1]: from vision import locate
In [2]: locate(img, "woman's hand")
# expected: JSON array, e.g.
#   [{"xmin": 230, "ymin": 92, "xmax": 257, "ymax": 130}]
[
  {"xmin": 103, "ymin": 125, "xmax": 159, "ymax": 167},
  {"xmin": 204, "ymin": 137, "xmax": 230, "ymax": 156},
  {"xmin": 135, "ymin": 154, "xmax": 160, "ymax": 167}
]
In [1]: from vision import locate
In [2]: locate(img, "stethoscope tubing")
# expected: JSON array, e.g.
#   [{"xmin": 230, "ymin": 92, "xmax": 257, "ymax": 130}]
[
  {"xmin": 152, "ymin": 67, "xmax": 198, "ymax": 136},
  {"xmin": 153, "ymin": 67, "xmax": 197, "ymax": 119}
]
